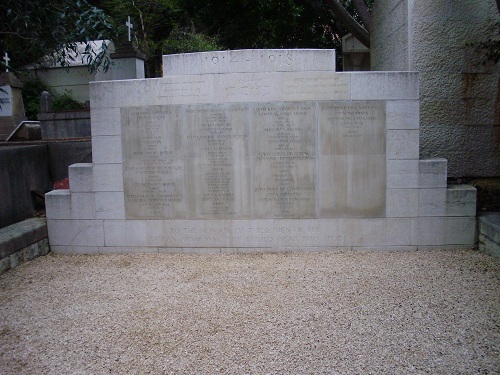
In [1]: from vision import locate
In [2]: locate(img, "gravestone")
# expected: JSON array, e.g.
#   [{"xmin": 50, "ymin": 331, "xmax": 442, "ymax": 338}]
[
  {"xmin": 45, "ymin": 49, "xmax": 477, "ymax": 254},
  {"xmin": 0, "ymin": 70, "xmax": 26, "ymax": 141}
]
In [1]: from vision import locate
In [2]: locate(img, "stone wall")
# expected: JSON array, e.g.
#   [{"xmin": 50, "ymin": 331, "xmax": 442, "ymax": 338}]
[
  {"xmin": 0, "ymin": 145, "xmax": 52, "ymax": 228},
  {"xmin": 38, "ymin": 110, "xmax": 91, "ymax": 139},
  {"xmin": 44, "ymin": 50, "xmax": 477, "ymax": 254},
  {"xmin": 0, "ymin": 218, "xmax": 49, "ymax": 275},
  {"xmin": 0, "ymin": 141, "xmax": 92, "ymax": 229},
  {"xmin": 371, "ymin": 0, "xmax": 500, "ymax": 178},
  {"xmin": 370, "ymin": 0, "xmax": 409, "ymax": 71}
]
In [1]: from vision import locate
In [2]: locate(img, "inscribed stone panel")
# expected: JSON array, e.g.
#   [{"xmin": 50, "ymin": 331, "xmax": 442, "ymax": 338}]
[
  {"xmin": 122, "ymin": 106, "xmax": 186, "ymax": 218},
  {"xmin": 251, "ymin": 102, "xmax": 317, "ymax": 218},
  {"xmin": 319, "ymin": 101, "xmax": 386, "ymax": 217}
]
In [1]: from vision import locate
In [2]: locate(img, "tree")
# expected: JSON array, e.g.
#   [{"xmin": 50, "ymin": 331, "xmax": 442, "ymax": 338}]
[
  {"xmin": 96, "ymin": 0, "xmax": 222, "ymax": 76},
  {"xmin": 0, "ymin": 0, "xmax": 116, "ymax": 72},
  {"xmin": 305, "ymin": 0, "xmax": 372, "ymax": 47},
  {"xmin": 182, "ymin": 0, "xmax": 339, "ymax": 50}
]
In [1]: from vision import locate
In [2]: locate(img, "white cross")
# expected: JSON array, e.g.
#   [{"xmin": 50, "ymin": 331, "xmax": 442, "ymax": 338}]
[
  {"xmin": 126, "ymin": 16, "xmax": 133, "ymax": 42},
  {"xmin": 3, "ymin": 52, "xmax": 10, "ymax": 72}
]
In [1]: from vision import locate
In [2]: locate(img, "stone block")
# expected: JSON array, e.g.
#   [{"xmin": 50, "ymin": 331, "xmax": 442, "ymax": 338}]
[
  {"xmin": 281, "ymin": 72, "xmax": 351, "ymax": 101},
  {"xmin": 163, "ymin": 49, "xmax": 336, "ymax": 76},
  {"xmin": 93, "ymin": 164, "xmax": 123, "ymax": 192},
  {"xmin": 340, "ymin": 218, "xmax": 411, "ymax": 246},
  {"xmin": 446, "ymin": 185, "xmax": 477, "ymax": 216},
  {"xmin": 99, "ymin": 247, "xmax": 159, "ymax": 254},
  {"xmin": 50, "ymin": 245, "xmax": 100, "ymax": 255},
  {"xmin": 92, "ymin": 135, "xmax": 122, "ymax": 164},
  {"xmin": 159, "ymin": 247, "xmax": 221, "ymax": 254},
  {"xmin": 9, "ymin": 251, "xmax": 22, "ymax": 269},
  {"xmin": 354, "ymin": 246, "xmax": 418, "ymax": 252},
  {"xmin": 69, "ymin": 163, "xmax": 93, "ymax": 192},
  {"xmin": 90, "ymin": 79, "xmax": 151, "ymax": 109},
  {"xmin": 104, "ymin": 220, "xmax": 151, "ymax": 247},
  {"xmin": 45, "ymin": 191, "xmax": 96, "ymax": 220},
  {"xmin": 22, "ymin": 243, "xmax": 39, "ymax": 261},
  {"xmin": 419, "ymin": 159, "xmax": 447, "ymax": 187},
  {"xmin": 387, "ymin": 130, "xmax": 419, "ymax": 159},
  {"xmin": 70, "ymin": 193, "xmax": 96, "ymax": 219},
  {"xmin": 47, "ymin": 219, "xmax": 104, "ymax": 247},
  {"xmin": 478, "ymin": 213, "xmax": 500, "ymax": 244},
  {"xmin": 418, "ymin": 188, "xmax": 447, "ymax": 216},
  {"xmin": 350, "ymin": 72, "xmax": 419, "ymax": 100},
  {"xmin": 386, "ymin": 189, "xmax": 419, "ymax": 217},
  {"xmin": 274, "ymin": 219, "xmax": 343, "ymax": 247},
  {"xmin": 0, "ymin": 257, "xmax": 10, "ymax": 274},
  {"xmin": 0, "ymin": 218, "xmax": 48, "ymax": 259},
  {"xmin": 410, "ymin": 217, "xmax": 476, "ymax": 245},
  {"xmin": 149, "ymin": 76, "xmax": 213, "ymax": 106},
  {"xmin": 163, "ymin": 220, "xmax": 274, "ymax": 248},
  {"xmin": 387, "ymin": 160, "xmax": 419, "ymax": 188},
  {"xmin": 386, "ymin": 100, "xmax": 419, "ymax": 129},
  {"xmin": 45, "ymin": 190, "xmax": 71, "ymax": 219},
  {"xmin": 95, "ymin": 192, "xmax": 126, "ymax": 219},
  {"xmin": 478, "ymin": 235, "xmax": 500, "ymax": 260},
  {"xmin": 229, "ymin": 220, "xmax": 276, "ymax": 248},
  {"xmin": 417, "ymin": 244, "xmax": 474, "ymax": 251},
  {"xmin": 38, "ymin": 238, "xmax": 50, "ymax": 256},
  {"xmin": 90, "ymin": 107, "xmax": 121, "ymax": 136}
]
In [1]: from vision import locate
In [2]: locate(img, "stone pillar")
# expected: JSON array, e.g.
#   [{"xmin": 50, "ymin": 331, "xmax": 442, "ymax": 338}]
[
  {"xmin": 0, "ymin": 72, "xmax": 26, "ymax": 140},
  {"xmin": 40, "ymin": 91, "xmax": 51, "ymax": 113},
  {"xmin": 96, "ymin": 41, "xmax": 146, "ymax": 81}
]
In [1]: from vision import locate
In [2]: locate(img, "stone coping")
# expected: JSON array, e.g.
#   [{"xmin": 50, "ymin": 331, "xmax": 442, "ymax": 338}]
[
  {"xmin": 478, "ymin": 212, "xmax": 500, "ymax": 243},
  {"xmin": 0, "ymin": 218, "xmax": 48, "ymax": 259},
  {"xmin": 478, "ymin": 212, "xmax": 500, "ymax": 260}
]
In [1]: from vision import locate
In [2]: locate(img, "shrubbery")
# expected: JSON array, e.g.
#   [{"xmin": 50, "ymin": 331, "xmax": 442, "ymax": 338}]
[{"xmin": 21, "ymin": 77, "xmax": 85, "ymax": 120}]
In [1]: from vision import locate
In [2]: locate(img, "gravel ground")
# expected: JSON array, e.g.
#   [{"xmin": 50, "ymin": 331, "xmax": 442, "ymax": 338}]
[{"xmin": 0, "ymin": 249, "xmax": 498, "ymax": 374}]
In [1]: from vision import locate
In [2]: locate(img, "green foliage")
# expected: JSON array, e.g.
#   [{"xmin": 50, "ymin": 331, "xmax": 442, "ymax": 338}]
[
  {"xmin": 97, "ymin": 0, "xmax": 184, "ymax": 75},
  {"xmin": 21, "ymin": 77, "xmax": 49, "ymax": 120},
  {"xmin": 21, "ymin": 77, "xmax": 85, "ymax": 120},
  {"xmin": 182, "ymin": 0, "xmax": 338, "ymax": 50},
  {"xmin": 162, "ymin": 29, "xmax": 222, "ymax": 54},
  {"xmin": 1, "ymin": 0, "xmax": 116, "ymax": 72},
  {"xmin": 52, "ymin": 91, "xmax": 86, "ymax": 112},
  {"xmin": 2, "ymin": 0, "xmax": 373, "ymax": 76}
]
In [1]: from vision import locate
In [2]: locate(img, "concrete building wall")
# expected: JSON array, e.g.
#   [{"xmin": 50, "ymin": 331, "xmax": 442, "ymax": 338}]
[
  {"xmin": 371, "ymin": 0, "xmax": 500, "ymax": 178},
  {"xmin": 371, "ymin": 0, "xmax": 409, "ymax": 71}
]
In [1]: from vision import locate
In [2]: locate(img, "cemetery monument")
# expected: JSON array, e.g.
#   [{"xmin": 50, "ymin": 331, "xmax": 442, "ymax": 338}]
[{"xmin": 45, "ymin": 49, "xmax": 477, "ymax": 254}]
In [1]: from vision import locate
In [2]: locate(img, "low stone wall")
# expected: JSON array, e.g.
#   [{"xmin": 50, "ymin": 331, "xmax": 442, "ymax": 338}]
[
  {"xmin": 38, "ymin": 110, "xmax": 91, "ymax": 139},
  {"xmin": 0, "ymin": 141, "xmax": 92, "ymax": 229},
  {"xmin": 0, "ymin": 145, "xmax": 52, "ymax": 228},
  {"xmin": 0, "ymin": 218, "xmax": 49, "ymax": 275},
  {"xmin": 478, "ymin": 213, "xmax": 500, "ymax": 259}
]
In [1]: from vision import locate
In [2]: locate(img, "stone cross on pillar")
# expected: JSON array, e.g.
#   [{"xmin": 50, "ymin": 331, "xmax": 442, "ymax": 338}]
[
  {"xmin": 3, "ymin": 52, "xmax": 10, "ymax": 72},
  {"xmin": 126, "ymin": 16, "xmax": 133, "ymax": 42}
]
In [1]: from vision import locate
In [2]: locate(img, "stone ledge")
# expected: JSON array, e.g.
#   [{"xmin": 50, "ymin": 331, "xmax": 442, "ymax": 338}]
[
  {"xmin": 0, "ymin": 218, "xmax": 47, "ymax": 259},
  {"xmin": 0, "ymin": 218, "xmax": 49, "ymax": 275},
  {"xmin": 478, "ymin": 212, "xmax": 500, "ymax": 259}
]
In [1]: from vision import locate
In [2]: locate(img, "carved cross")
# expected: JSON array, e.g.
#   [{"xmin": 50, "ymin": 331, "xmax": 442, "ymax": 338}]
[
  {"xmin": 126, "ymin": 16, "xmax": 133, "ymax": 42},
  {"xmin": 3, "ymin": 52, "xmax": 10, "ymax": 72}
]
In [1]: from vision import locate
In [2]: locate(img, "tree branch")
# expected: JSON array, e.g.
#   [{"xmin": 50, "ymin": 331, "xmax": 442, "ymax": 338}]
[
  {"xmin": 0, "ymin": 31, "xmax": 31, "ymax": 40},
  {"xmin": 352, "ymin": 0, "xmax": 371, "ymax": 32},
  {"xmin": 323, "ymin": 0, "xmax": 370, "ymax": 47}
]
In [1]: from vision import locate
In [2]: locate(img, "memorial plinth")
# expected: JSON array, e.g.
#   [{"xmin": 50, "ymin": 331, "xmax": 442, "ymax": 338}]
[{"xmin": 45, "ymin": 49, "xmax": 477, "ymax": 254}]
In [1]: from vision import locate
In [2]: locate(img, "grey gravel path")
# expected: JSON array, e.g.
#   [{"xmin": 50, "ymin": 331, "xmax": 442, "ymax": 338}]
[{"xmin": 0, "ymin": 249, "xmax": 498, "ymax": 374}]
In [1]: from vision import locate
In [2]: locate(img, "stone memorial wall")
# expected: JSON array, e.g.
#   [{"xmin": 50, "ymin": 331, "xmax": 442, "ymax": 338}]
[{"xmin": 45, "ymin": 49, "xmax": 477, "ymax": 254}]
